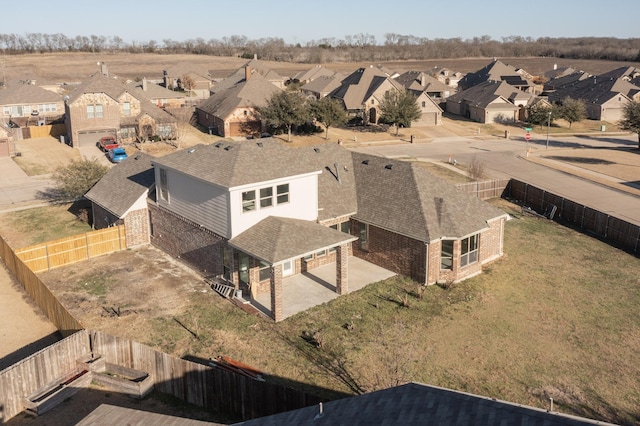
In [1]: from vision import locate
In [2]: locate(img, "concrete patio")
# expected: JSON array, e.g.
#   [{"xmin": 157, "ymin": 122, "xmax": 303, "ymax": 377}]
[{"xmin": 252, "ymin": 256, "xmax": 396, "ymax": 320}]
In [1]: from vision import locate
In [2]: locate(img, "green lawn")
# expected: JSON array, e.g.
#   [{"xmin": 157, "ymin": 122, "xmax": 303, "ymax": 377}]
[
  {"xmin": 6, "ymin": 199, "xmax": 640, "ymax": 424},
  {"xmin": 140, "ymin": 199, "xmax": 640, "ymax": 424}
]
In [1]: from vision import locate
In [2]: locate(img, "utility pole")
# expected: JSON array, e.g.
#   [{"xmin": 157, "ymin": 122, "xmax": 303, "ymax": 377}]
[{"xmin": 546, "ymin": 111, "xmax": 551, "ymax": 149}]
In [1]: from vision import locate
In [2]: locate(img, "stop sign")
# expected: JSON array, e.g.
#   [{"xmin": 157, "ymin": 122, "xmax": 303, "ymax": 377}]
[{"xmin": 525, "ymin": 132, "xmax": 531, "ymax": 141}]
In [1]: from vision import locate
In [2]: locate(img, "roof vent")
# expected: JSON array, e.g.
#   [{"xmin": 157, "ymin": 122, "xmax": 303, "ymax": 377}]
[
  {"xmin": 361, "ymin": 160, "xmax": 369, "ymax": 165},
  {"xmin": 188, "ymin": 148, "xmax": 196, "ymax": 153},
  {"xmin": 214, "ymin": 142, "xmax": 223, "ymax": 148},
  {"xmin": 314, "ymin": 147, "xmax": 320, "ymax": 153},
  {"xmin": 257, "ymin": 142, "xmax": 263, "ymax": 147},
  {"xmin": 224, "ymin": 145, "xmax": 232, "ymax": 151},
  {"xmin": 385, "ymin": 164, "xmax": 393, "ymax": 170}
]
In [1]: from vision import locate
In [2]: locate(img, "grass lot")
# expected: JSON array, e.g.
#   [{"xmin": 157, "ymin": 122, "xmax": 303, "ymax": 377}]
[
  {"xmin": 18, "ymin": 199, "xmax": 640, "ymax": 424},
  {"xmin": 0, "ymin": 203, "xmax": 92, "ymax": 248}
]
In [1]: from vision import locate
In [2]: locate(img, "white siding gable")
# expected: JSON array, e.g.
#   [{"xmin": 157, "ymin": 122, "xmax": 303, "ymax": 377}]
[{"xmin": 229, "ymin": 172, "xmax": 320, "ymax": 238}]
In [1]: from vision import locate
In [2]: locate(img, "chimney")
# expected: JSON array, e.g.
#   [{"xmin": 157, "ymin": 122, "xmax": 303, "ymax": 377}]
[
  {"xmin": 142, "ymin": 77, "xmax": 148, "ymax": 91},
  {"xmin": 100, "ymin": 62, "xmax": 109, "ymax": 77},
  {"xmin": 245, "ymin": 66, "xmax": 251, "ymax": 81},
  {"xmin": 253, "ymin": 53, "xmax": 258, "ymax": 60},
  {"xmin": 420, "ymin": 74, "xmax": 426, "ymax": 87},
  {"xmin": 553, "ymin": 63, "xmax": 557, "ymax": 70}
]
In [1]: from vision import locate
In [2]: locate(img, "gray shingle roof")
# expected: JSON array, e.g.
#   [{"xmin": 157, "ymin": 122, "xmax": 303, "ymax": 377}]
[
  {"xmin": 394, "ymin": 71, "xmax": 451, "ymax": 95},
  {"xmin": 126, "ymin": 79, "xmax": 187, "ymax": 101},
  {"xmin": 0, "ymin": 80, "xmax": 63, "ymax": 105},
  {"xmin": 234, "ymin": 382, "xmax": 610, "ymax": 426},
  {"xmin": 67, "ymin": 72, "xmax": 128, "ymax": 104},
  {"xmin": 293, "ymin": 66, "xmax": 339, "ymax": 82},
  {"xmin": 229, "ymin": 216, "xmax": 357, "ymax": 263},
  {"xmin": 301, "ymin": 75, "xmax": 344, "ymax": 97},
  {"xmin": 151, "ymin": 139, "xmax": 315, "ymax": 188},
  {"xmin": 329, "ymin": 67, "xmax": 400, "ymax": 110},
  {"xmin": 197, "ymin": 72, "xmax": 282, "ymax": 120},
  {"xmin": 85, "ymin": 152, "xmax": 154, "ymax": 218},
  {"xmin": 447, "ymin": 81, "xmax": 519, "ymax": 110},
  {"xmin": 352, "ymin": 152, "xmax": 506, "ymax": 242},
  {"xmin": 459, "ymin": 60, "xmax": 529, "ymax": 91},
  {"xmin": 548, "ymin": 73, "xmax": 640, "ymax": 105}
]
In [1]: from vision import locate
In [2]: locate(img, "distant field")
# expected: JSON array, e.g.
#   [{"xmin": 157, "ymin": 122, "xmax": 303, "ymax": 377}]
[{"xmin": 4, "ymin": 52, "xmax": 639, "ymax": 83}]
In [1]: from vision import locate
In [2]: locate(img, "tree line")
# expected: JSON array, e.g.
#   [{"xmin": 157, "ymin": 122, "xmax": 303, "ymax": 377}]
[{"xmin": 1, "ymin": 33, "xmax": 639, "ymax": 63}]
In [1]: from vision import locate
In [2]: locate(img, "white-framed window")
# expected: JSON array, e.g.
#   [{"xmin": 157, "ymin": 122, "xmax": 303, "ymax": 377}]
[
  {"xmin": 303, "ymin": 254, "xmax": 313, "ymax": 262},
  {"xmin": 158, "ymin": 124, "xmax": 172, "ymax": 138},
  {"xmin": 460, "ymin": 234, "xmax": 479, "ymax": 267},
  {"xmin": 316, "ymin": 249, "xmax": 326, "ymax": 257},
  {"xmin": 38, "ymin": 104, "xmax": 57, "ymax": 113},
  {"xmin": 328, "ymin": 246, "xmax": 336, "ymax": 253},
  {"xmin": 341, "ymin": 221, "xmax": 350, "ymax": 233},
  {"xmin": 282, "ymin": 260, "xmax": 294, "ymax": 276},
  {"xmin": 259, "ymin": 260, "xmax": 270, "ymax": 281},
  {"xmin": 123, "ymin": 102, "xmax": 131, "ymax": 116},
  {"xmin": 95, "ymin": 104, "xmax": 104, "ymax": 118},
  {"xmin": 2, "ymin": 106, "xmax": 11, "ymax": 116},
  {"xmin": 159, "ymin": 168, "xmax": 169, "ymax": 201},
  {"xmin": 260, "ymin": 187, "xmax": 273, "ymax": 208},
  {"xmin": 242, "ymin": 190, "xmax": 256, "ymax": 212},
  {"xmin": 441, "ymin": 240, "xmax": 454, "ymax": 270},
  {"xmin": 277, "ymin": 183, "xmax": 289, "ymax": 205},
  {"xmin": 120, "ymin": 126, "xmax": 136, "ymax": 139},
  {"xmin": 86, "ymin": 105, "xmax": 95, "ymax": 119}
]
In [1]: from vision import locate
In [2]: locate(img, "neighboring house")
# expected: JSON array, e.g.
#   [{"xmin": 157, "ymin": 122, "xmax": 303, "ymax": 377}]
[
  {"xmin": 434, "ymin": 67, "xmax": 464, "ymax": 88},
  {"xmin": 300, "ymin": 75, "xmax": 344, "ymax": 100},
  {"xmin": 446, "ymin": 80, "xmax": 520, "ymax": 123},
  {"xmin": 235, "ymin": 382, "xmax": 608, "ymax": 426},
  {"xmin": 240, "ymin": 58, "xmax": 286, "ymax": 89},
  {"xmin": 548, "ymin": 69, "xmax": 640, "ymax": 122},
  {"xmin": 85, "ymin": 152, "xmax": 155, "ymax": 247},
  {"xmin": 0, "ymin": 122, "xmax": 14, "ymax": 157},
  {"xmin": 64, "ymin": 72, "xmax": 178, "ymax": 147},
  {"xmin": 459, "ymin": 60, "xmax": 536, "ymax": 93},
  {"xmin": 0, "ymin": 79, "xmax": 65, "ymax": 138},
  {"xmin": 328, "ymin": 66, "xmax": 405, "ymax": 124},
  {"xmin": 141, "ymin": 139, "xmax": 506, "ymax": 321},
  {"xmin": 376, "ymin": 64, "xmax": 400, "ymax": 79},
  {"xmin": 195, "ymin": 67, "xmax": 282, "ymax": 137},
  {"xmin": 162, "ymin": 63, "xmax": 212, "ymax": 100},
  {"xmin": 413, "ymin": 92, "xmax": 443, "ymax": 125},
  {"xmin": 543, "ymin": 70, "xmax": 591, "ymax": 94},
  {"xmin": 291, "ymin": 66, "xmax": 340, "ymax": 84},
  {"xmin": 394, "ymin": 71, "xmax": 453, "ymax": 101},
  {"xmin": 126, "ymin": 78, "xmax": 187, "ymax": 108}
]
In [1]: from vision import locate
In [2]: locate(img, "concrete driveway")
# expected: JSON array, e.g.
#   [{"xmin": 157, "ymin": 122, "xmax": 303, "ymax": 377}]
[
  {"xmin": 253, "ymin": 256, "xmax": 396, "ymax": 320},
  {"xmin": 0, "ymin": 157, "xmax": 54, "ymax": 211}
]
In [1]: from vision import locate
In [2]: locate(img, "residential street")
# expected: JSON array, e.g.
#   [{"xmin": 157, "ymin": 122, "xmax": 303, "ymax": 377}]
[{"xmin": 352, "ymin": 133, "xmax": 640, "ymax": 226}]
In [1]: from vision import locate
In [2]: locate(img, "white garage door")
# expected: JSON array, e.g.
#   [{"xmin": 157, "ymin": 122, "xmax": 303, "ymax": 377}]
[{"xmin": 77, "ymin": 130, "xmax": 117, "ymax": 148}]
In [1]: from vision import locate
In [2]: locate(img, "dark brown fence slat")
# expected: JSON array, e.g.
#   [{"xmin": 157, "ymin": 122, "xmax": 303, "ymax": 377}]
[{"xmin": 506, "ymin": 179, "xmax": 640, "ymax": 256}]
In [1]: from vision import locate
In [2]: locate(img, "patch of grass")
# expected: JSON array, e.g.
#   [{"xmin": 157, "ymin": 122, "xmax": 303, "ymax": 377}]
[
  {"xmin": 412, "ymin": 161, "xmax": 473, "ymax": 184},
  {"xmin": 78, "ymin": 273, "xmax": 112, "ymax": 298},
  {"xmin": 0, "ymin": 203, "xmax": 92, "ymax": 247}
]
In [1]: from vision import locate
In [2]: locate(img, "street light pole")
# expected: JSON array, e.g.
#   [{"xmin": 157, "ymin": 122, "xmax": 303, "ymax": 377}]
[{"xmin": 546, "ymin": 111, "xmax": 551, "ymax": 149}]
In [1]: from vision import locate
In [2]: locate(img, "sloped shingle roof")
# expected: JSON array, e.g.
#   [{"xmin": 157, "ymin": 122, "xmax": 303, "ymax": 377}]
[
  {"xmin": 329, "ymin": 66, "xmax": 401, "ymax": 110},
  {"xmin": 0, "ymin": 80, "xmax": 62, "ymax": 105},
  {"xmin": 229, "ymin": 216, "xmax": 357, "ymax": 264},
  {"xmin": 197, "ymin": 72, "xmax": 282, "ymax": 120},
  {"xmin": 85, "ymin": 152, "xmax": 155, "ymax": 218},
  {"xmin": 235, "ymin": 382, "xmax": 609, "ymax": 426},
  {"xmin": 447, "ymin": 81, "xmax": 519, "ymax": 110},
  {"xmin": 352, "ymin": 152, "xmax": 506, "ymax": 242},
  {"xmin": 459, "ymin": 60, "xmax": 528, "ymax": 90}
]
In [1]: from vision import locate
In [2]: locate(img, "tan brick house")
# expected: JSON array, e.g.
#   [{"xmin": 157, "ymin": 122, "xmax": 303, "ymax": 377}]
[{"xmin": 64, "ymin": 72, "xmax": 178, "ymax": 147}]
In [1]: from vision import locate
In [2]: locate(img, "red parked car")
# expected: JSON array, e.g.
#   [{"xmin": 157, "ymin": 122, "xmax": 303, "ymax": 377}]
[{"xmin": 97, "ymin": 136, "xmax": 119, "ymax": 152}]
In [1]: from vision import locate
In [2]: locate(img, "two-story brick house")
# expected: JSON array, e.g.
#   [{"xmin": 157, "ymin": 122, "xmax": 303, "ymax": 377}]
[
  {"xmin": 146, "ymin": 139, "xmax": 507, "ymax": 320},
  {"xmin": 64, "ymin": 72, "xmax": 178, "ymax": 148}
]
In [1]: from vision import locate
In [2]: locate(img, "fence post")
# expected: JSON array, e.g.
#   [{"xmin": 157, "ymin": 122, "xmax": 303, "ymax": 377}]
[
  {"xmin": 45, "ymin": 244, "xmax": 50, "ymax": 271},
  {"xmin": 581, "ymin": 205, "xmax": 586, "ymax": 229},
  {"xmin": 635, "ymin": 227, "xmax": 640, "ymax": 253},
  {"xmin": 604, "ymin": 215, "xmax": 610, "ymax": 238},
  {"xmin": 86, "ymin": 233, "xmax": 90, "ymax": 260}
]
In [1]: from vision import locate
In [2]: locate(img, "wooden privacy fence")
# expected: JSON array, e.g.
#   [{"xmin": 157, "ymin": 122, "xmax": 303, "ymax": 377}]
[
  {"xmin": 506, "ymin": 179, "xmax": 640, "ymax": 256},
  {"xmin": 14, "ymin": 225, "xmax": 126, "ymax": 273},
  {"xmin": 0, "ymin": 331, "xmax": 90, "ymax": 422},
  {"xmin": 456, "ymin": 178, "xmax": 511, "ymax": 200},
  {"xmin": 0, "ymin": 330, "xmax": 332, "ymax": 422},
  {"xmin": 0, "ymin": 234, "xmax": 83, "ymax": 335}
]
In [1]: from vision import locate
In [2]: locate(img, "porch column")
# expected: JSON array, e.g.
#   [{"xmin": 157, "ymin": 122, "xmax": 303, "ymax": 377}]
[
  {"xmin": 270, "ymin": 264, "xmax": 283, "ymax": 321},
  {"xmin": 336, "ymin": 244, "xmax": 348, "ymax": 295}
]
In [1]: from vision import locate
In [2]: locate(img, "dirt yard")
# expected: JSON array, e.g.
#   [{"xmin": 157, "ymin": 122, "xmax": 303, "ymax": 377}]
[{"xmin": 37, "ymin": 246, "xmax": 220, "ymax": 342}]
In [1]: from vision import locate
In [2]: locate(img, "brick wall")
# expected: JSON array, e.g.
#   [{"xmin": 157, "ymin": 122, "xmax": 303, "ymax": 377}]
[
  {"xmin": 479, "ymin": 217, "xmax": 505, "ymax": 265},
  {"xmin": 148, "ymin": 204, "xmax": 224, "ymax": 276},
  {"xmin": 124, "ymin": 208, "xmax": 151, "ymax": 247},
  {"xmin": 352, "ymin": 221, "xmax": 428, "ymax": 284}
]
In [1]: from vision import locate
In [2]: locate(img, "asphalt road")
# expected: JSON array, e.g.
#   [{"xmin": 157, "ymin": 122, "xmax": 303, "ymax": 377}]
[{"xmin": 353, "ymin": 133, "xmax": 640, "ymax": 226}]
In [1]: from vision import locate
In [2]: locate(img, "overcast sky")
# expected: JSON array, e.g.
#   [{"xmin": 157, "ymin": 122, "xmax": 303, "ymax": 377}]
[{"xmin": 3, "ymin": 0, "xmax": 638, "ymax": 45}]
